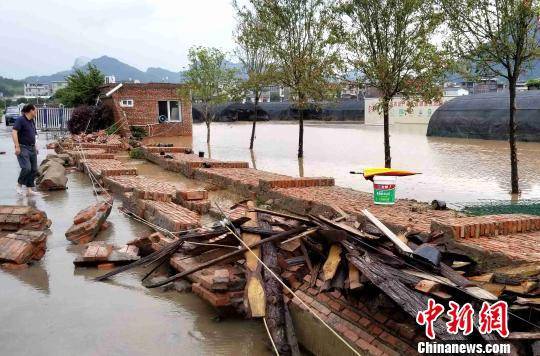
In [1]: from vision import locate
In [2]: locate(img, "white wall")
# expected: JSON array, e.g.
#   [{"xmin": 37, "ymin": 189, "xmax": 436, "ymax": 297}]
[{"xmin": 364, "ymin": 96, "xmax": 456, "ymax": 125}]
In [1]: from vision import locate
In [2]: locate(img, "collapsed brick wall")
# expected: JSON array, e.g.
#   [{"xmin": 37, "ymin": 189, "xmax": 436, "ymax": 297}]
[{"xmin": 102, "ymin": 83, "xmax": 193, "ymax": 137}]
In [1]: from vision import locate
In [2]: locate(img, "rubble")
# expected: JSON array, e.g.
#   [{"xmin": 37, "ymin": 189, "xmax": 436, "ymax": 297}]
[
  {"xmin": 0, "ymin": 206, "xmax": 51, "ymax": 268},
  {"xmin": 36, "ymin": 155, "xmax": 68, "ymax": 190},
  {"xmin": 73, "ymin": 242, "xmax": 139, "ymax": 267},
  {"xmin": 50, "ymin": 136, "xmax": 540, "ymax": 355},
  {"xmin": 65, "ymin": 198, "xmax": 113, "ymax": 244}
]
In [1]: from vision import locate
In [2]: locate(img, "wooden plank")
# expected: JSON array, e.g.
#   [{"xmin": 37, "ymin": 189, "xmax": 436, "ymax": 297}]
[
  {"xmin": 317, "ymin": 215, "xmax": 378, "ymax": 240},
  {"xmin": 505, "ymin": 281, "xmax": 538, "ymax": 294},
  {"xmin": 348, "ymin": 253, "xmax": 465, "ymax": 341},
  {"xmin": 515, "ymin": 297, "xmax": 540, "ymax": 306},
  {"xmin": 322, "ymin": 244, "xmax": 342, "ymax": 281},
  {"xmin": 415, "ymin": 280, "xmax": 440, "ymax": 294},
  {"xmin": 469, "ymin": 273, "xmax": 493, "ymax": 283},
  {"xmin": 242, "ymin": 204, "xmax": 266, "ymax": 317},
  {"xmin": 348, "ymin": 262, "xmax": 362, "ymax": 290},
  {"xmin": 361, "ymin": 209, "xmax": 412, "ymax": 252}
]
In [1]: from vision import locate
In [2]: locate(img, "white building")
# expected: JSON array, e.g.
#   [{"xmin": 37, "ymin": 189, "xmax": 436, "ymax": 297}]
[
  {"xmin": 24, "ymin": 83, "xmax": 51, "ymax": 98},
  {"xmin": 105, "ymin": 75, "xmax": 116, "ymax": 84},
  {"xmin": 364, "ymin": 96, "xmax": 459, "ymax": 125}
]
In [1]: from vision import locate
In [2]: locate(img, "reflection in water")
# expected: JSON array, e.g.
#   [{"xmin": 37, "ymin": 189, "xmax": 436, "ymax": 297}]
[
  {"xmin": 0, "ymin": 127, "xmax": 270, "ymax": 356},
  {"xmin": 250, "ymin": 149, "xmax": 257, "ymax": 170},
  {"xmin": 190, "ymin": 122, "xmax": 540, "ymax": 203},
  {"xmin": 298, "ymin": 157, "xmax": 304, "ymax": 177},
  {"xmin": 207, "ymin": 142, "xmax": 212, "ymax": 159},
  {"xmin": 3, "ymin": 262, "xmax": 50, "ymax": 295}
]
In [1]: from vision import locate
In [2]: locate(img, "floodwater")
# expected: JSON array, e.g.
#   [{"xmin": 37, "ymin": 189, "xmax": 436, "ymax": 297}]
[
  {"xmin": 186, "ymin": 121, "xmax": 540, "ymax": 204},
  {"xmin": 0, "ymin": 127, "xmax": 270, "ymax": 356}
]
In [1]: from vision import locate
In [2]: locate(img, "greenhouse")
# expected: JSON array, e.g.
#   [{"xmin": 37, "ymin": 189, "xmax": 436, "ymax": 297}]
[{"xmin": 427, "ymin": 91, "xmax": 540, "ymax": 142}]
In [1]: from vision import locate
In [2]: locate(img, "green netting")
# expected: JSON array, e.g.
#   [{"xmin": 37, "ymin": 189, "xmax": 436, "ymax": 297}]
[{"xmin": 452, "ymin": 199, "xmax": 540, "ymax": 216}]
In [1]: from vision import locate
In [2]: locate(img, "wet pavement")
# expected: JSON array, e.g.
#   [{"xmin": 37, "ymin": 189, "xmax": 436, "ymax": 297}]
[
  {"xmin": 186, "ymin": 121, "xmax": 540, "ymax": 203},
  {"xmin": 0, "ymin": 126, "xmax": 269, "ymax": 356}
]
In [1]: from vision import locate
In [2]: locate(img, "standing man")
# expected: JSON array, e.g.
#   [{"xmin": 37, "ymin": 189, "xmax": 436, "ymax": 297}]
[{"xmin": 12, "ymin": 104, "xmax": 43, "ymax": 196}]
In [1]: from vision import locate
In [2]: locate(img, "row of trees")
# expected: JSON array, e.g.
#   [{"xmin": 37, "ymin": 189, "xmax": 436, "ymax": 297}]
[{"xmin": 185, "ymin": 0, "xmax": 539, "ymax": 194}]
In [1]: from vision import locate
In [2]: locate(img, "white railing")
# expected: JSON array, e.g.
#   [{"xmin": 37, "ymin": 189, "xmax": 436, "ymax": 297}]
[{"xmin": 35, "ymin": 107, "xmax": 73, "ymax": 131}]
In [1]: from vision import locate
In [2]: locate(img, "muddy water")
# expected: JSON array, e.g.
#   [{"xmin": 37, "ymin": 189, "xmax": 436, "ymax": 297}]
[
  {"xmin": 181, "ymin": 121, "xmax": 540, "ymax": 204},
  {"xmin": 0, "ymin": 127, "xmax": 270, "ymax": 356}
]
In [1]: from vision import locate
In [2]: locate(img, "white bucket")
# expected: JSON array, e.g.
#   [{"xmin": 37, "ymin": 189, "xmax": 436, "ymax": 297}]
[{"xmin": 373, "ymin": 176, "xmax": 397, "ymax": 205}]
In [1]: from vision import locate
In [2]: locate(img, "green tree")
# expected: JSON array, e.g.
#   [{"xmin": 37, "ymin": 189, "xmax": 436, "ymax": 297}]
[
  {"xmin": 184, "ymin": 46, "xmax": 238, "ymax": 143},
  {"xmin": 247, "ymin": 0, "xmax": 342, "ymax": 157},
  {"xmin": 234, "ymin": 0, "xmax": 274, "ymax": 149},
  {"xmin": 55, "ymin": 64, "xmax": 105, "ymax": 107},
  {"xmin": 441, "ymin": 0, "xmax": 540, "ymax": 193},
  {"xmin": 339, "ymin": 0, "xmax": 448, "ymax": 168}
]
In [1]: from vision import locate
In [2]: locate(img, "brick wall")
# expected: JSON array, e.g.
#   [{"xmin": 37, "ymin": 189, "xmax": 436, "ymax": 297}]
[{"xmin": 103, "ymin": 83, "xmax": 193, "ymax": 137}]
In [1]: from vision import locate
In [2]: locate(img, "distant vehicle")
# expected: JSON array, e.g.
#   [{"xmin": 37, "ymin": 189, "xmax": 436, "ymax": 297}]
[{"xmin": 4, "ymin": 106, "xmax": 21, "ymax": 126}]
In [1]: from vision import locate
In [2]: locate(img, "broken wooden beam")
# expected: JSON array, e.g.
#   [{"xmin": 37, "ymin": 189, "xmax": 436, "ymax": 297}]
[
  {"xmin": 242, "ymin": 201, "xmax": 266, "ymax": 318},
  {"xmin": 361, "ymin": 209, "xmax": 413, "ymax": 253},
  {"xmin": 144, "ymin": 226, "xmax": 306, "ymax": 289}
]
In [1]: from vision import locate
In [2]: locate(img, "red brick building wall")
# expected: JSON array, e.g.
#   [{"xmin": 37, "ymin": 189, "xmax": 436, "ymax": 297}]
[{"xmin": 101, "ymin": 83, "xmax": 192, "ymax": 137}]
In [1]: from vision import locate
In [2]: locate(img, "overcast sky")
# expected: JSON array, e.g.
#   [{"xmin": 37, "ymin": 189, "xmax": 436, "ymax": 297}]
[{"xmin": 0, "ymin": 0, "xmax": 239, "ymax": 79}]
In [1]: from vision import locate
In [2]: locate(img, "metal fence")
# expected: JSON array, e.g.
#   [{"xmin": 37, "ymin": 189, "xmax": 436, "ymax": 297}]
[{"xmin": 35, "ymin": 107, "xmax": 73, "ymax": 131}]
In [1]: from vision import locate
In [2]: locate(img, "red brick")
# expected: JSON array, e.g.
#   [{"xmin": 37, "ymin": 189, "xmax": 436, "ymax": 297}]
[
  {"xmin": 328, "ymin": 299, "xmax": 344, "ymax": 312},
  {"xmin": 342, "ymin": 308, "xmax": 361, "ymax": 322},
  {"xmin": 311, "ymin": 300, "xmax": 332, "ymax": 316}
]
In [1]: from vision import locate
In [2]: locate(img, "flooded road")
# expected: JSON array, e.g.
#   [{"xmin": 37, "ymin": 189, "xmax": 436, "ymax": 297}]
[
  {"xmin": 0, "ymin": 127, "xmax": 270, "ymax": 356},
  {"xmin": 188, "ymin": 121, "xmax": 540, "ymax": 204}
]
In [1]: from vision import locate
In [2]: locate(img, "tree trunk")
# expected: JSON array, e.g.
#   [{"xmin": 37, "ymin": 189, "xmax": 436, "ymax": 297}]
[
  {"xmin": 250, "ymin": 94, "xmax": 259, "ymax": 150},
  {"xmin": 382, "ymin": 98, "xmax": 391, "ymax": 168},
  {"xmin": 262, "ymin": 240, "xmax": 291, "ymax": 355},
  {"xmin": 204, "ymin": 106, "xmax": 211, "ymax": 144},
  {"xmin": 508, "ymin": 80, "xmax": 519, "ymax": 194},
  {"xmin": 298, "ymin": 106, "xmax": 304, "ymax": 158}
]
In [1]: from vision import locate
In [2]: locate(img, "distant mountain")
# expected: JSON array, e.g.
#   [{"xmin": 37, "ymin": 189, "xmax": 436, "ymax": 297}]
[
  {"xmin": 0, "ymin": 76, "xmax": 23, "ymax": 96},
  {"xmin": 24, "ymin": 55, "xmax": 185, "ymax": 84}
]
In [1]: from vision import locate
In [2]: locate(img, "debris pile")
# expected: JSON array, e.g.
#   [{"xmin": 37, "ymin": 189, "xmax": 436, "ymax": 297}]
[
  {"xmin": 0, "ymin": 206, "xmax": 51, "ymax": 269},
  {"xmin": 51, "ymin": 131, "xmax": 126, "ymax": 153},
  {"xmin": 65, "ymin": 198, "xmax": 113, "ymax": 244},
  {"xmin": 73, "ymin": 242, "xmax": 139, "ymax": 268},
  {"xmin": 94, "ymin": 201, "xmax": 540, "ymax": 354},
  {"xmin": 36, "ymin": 154, "xmax": 70, "ymax": 190}
]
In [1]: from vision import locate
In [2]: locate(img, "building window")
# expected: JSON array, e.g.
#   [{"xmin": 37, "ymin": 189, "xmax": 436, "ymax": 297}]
[
  {"xmin": 120, "ymin": 99, "xmax": 134, "ymax": 107},
  {"xmin": 158, "ymin": 100, "xmax": 182, "ymax": 122}
]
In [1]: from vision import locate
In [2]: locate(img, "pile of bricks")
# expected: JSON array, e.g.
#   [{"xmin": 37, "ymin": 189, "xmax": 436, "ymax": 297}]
[
  {"xmin": 79, "ymin": 159, "xmax": 138, "ymax": 178},
  {"xmin": 65, "ymin": 198, "xmax": 113, "ymax": 244},
  {"xmin": 174, "ymin": 189, "xmax": 210, "ymax": 214},
  {"xmin": 73, "ymin": 242, "xmax": 140, "ymax": 268},
  {"xmin": 0, "ymin": 206, "xmax": 51, "ymax": 232},
  {"xmin": 122, "ymin": 193, "xmax": 201, "ymax": 232},
  {"xmin": 0, "ymin": 206, "xmax": 51, "ymax": 269},
  {"xmin": 0, "ymin": 230, "xmax": 48, "ymax": 267}
]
